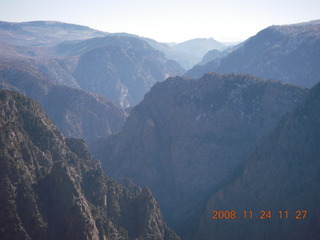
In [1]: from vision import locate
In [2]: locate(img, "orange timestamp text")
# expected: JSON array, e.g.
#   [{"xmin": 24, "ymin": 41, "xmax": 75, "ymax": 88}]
[{"xmin": 211, "ymin": 210, "xmax": 308, "ymax": 220}]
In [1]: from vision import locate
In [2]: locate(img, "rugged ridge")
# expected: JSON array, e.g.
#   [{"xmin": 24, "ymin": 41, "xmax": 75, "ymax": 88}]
[
  {"xmin": 0, "ymin": 89, "xmax": 180, "ymax": 240},
  {"xmin": 0, "ymin": 20, "xmax": 194, "ymax": 70},
  {"xmin": 195, "ymin": 81, "xmax": 320, "ymax": 240},
  {"xmin": 186, "ymin": 20, "xmax": 320, "ymax": 87},
  {"xmin": 92, "ymin": 73, "xmax": 308, "ymax": 239},
  {"xmin": 69, "ymin": 36, "xmax": 185, "ymax": 107}
]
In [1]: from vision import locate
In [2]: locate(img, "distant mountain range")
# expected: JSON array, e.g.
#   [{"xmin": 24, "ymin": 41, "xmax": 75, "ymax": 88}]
[
  {"xmin": 66, "ymin": 36, "xmax": 185, "ymax": 107},
  {"xmin": 187, "ymin": 20, "xmax": 320, "ymax": 88},
  {"xmin": 167, "ymin": 38, "xmax": 228, "ymax": 69},
  {"xmin": 0, "ymin": 21, "xmax": 185, "ymax": 107},
  {"xmin": 171, "ymin": 38, "xmax": 226, "ymax": 58},
  {"xmin": 91, "ymin": 73, "xmax": 308, "ymax": 239},
  {"xmin": 0, "ymin": 20, "xmax": 230, "ymax": 71},
  {"xmin": 0, "ymin": 21, "xmax": 106, "ymax": 46}
]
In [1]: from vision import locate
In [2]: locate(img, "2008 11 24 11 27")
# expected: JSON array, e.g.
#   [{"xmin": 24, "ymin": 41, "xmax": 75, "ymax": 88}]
[{"xmin": 211, "ymin": 210, "xmax": 308, "ymax": 220}]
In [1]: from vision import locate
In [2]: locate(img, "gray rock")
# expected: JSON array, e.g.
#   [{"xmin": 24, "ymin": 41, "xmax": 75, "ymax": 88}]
[{"xmin": 92, "ymin": 73, "xmax": 308, "ymax": 239}]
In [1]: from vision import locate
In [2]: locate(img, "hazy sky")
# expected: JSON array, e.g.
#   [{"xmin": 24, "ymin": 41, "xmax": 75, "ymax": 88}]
[{"xmin": 0, "ymin": 0, "xmax": 319, "ymax": 43}]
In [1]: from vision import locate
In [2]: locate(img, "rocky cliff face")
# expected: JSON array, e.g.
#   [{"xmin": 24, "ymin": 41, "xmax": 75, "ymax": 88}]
[
  {"xmin": 92, "ymin": 73, "xmax": 308, "ymax": 239},
  {"xmin": 195, "ymin": 82, "xmax": 320, "ymax": 240},
  {"xmin": 187, "ymin": 20, "xmax": 320, "ymax": 88},
  {"xmin": 69, "ymin": 36, "xmax": 185, "ymax": 107},
  {"xmin": 0, "ymin": 89, "xmax": 179, "ymax": 240},
  {"xmin": 40, "ymin": 86, "xmax": 127, "ymax": 144},
  {"xmin": 0, "ymin": 58, "xmax": 127, "ymax": 144}
]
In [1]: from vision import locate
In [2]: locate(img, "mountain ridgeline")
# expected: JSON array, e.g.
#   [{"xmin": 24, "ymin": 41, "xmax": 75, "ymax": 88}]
[
  {"xmin": 0, "ymin": 90, "xmax": 179, "ymax": 240},
  {"xmin": 187, "ymin": 20, "xmax": 320, "ymax": 88},
  {"xmin": 170, "ymin": 38, "xmax": 226, "ymax": 59},
  {"xmin": 0, "ymin": 21, "xmax": 185, "ymax": 108},
  {"xmin": 166, "ymin": 38, "xmax": 227, "ymax": 69},
  {"xmin": 92, "ymin": 73, "xmax": 308, "ymax": 239},
  {"xmin": 67, "ymin": 36, "xmax": 185, "ymax": 107},
  {"xmin": 0, "ymin": 21, "xmax": 106, "ymax": 46}
]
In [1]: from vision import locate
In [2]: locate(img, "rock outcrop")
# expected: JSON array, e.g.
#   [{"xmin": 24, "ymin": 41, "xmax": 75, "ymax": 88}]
[{"xmin": 0, "ymin": 89, "xmax": 179, "ymax": 240}]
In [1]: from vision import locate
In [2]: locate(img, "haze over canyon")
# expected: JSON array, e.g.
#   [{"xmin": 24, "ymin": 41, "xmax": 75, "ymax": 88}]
[{"xmin": 0, "ymin": 19, "xmax": 319, "ymax": 240}]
